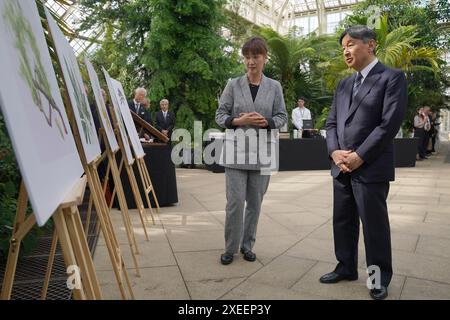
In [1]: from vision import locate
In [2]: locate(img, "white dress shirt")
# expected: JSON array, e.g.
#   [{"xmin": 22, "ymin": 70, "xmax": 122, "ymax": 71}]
[
  {"xmin": 134, "ymin": 99, "xmax": 141, "ymax": 113},
  {"xmin": 292, "ymin": 106, "xmax": 311, "ymax": 130},
  {"xmin": 359, "ymin": 58, "xmax": 379, "ymax": 85}
]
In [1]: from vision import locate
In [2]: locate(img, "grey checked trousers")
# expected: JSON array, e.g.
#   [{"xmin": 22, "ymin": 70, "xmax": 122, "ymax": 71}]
[{"xmin": 224, "ymin": 167, "xmax": 270, "ymax": 254}]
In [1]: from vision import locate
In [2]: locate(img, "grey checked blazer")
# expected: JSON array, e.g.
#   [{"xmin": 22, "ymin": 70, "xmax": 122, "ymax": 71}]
[{"xmin": 215, "ymin": 74, "xmax": 287, "ymax": 170}]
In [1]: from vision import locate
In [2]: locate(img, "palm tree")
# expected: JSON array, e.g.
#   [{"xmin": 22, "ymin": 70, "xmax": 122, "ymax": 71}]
[
  {"xmin": 256, "ymin": 28, "xmax": 331, "ymax": 123},
  {"xmin": 375, "ymin": 16, "xmax": 440, "ymax": 74},
  {"xmin": 318, "ymin": 15, "xmax": 441, "ymax": 91}
]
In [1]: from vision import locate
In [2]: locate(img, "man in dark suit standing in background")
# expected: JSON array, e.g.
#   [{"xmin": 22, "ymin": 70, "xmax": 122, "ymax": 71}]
[
  {"xmin": 155, "ymin": 99, "xmax": 175, "ymax": 140},
  {"xmin": 128, "ymin": 87, "xmax": 152, "ymax": 124},
  {"xmin": 321, "ymin": 25, "xmax": 407, "ymax": 300}
]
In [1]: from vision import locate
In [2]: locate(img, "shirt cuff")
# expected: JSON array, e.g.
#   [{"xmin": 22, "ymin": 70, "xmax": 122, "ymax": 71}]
[
  {"xmin": 266, "ymin": 118, "xmax": 276, "ymax": 129},
  {"xmin": 224, "ymin": 116, "xmax": 237, "ymax": 129}
]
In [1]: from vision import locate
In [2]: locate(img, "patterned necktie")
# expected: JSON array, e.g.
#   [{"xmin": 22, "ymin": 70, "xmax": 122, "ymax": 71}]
[
  {"xmin": 135, "ymin": 103, "xmax": 140, "ymax": 113},
  {"xmin": 352, "ymin": 72, "xmax": 363, "ymax": 99}
]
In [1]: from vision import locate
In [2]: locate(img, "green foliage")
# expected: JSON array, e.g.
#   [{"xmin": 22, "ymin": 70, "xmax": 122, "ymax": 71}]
[
  {"xmin": 0, "ymin": 113, "xmax": 19, "ymax": 256},
  {"xmin": 341, "ymin": 0, "xmax": 449, "ymax": 127},
  {"xmin": 255, "ymin": 28, "xmax": 333, "ymax": 130},
  {"xmin": 0, "ymin": 114, "xmax": 44, "ymax": 257},
  {"xmin": 143, "ymin": 0, "xmax": 237, "ymax": 130},
  {"xmin": 78, "ymin": 0, "xmax": 154, "ymax": 94},
  {"xmin": 77, "ymin": 0, "xmax": 447, "ymax": 134},
  {"xmin": 79, "ymin": 0, "xmax": 238, "ymax": 131}
]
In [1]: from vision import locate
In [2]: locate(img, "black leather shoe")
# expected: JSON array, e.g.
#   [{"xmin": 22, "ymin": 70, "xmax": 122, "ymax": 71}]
[
  {"xmin": 319, "ymin": 272, "xmax": 358, "ymax": 284},
  {"xmin": 220, "ymin": 253, "xmax": 233, "ymax": 265},
  {"xmin": 370, "ymin": 286, "xmax": 388, "ymax": 300},
  {"xmin": 242, "ymin": 250, "xmax": 256, "ymax": 262}
]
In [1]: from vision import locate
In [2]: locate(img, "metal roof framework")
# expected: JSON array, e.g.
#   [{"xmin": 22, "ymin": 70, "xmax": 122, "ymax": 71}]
[{"xmin": 44, "ymin": 0, "xmax": 367, "ymax": 55}]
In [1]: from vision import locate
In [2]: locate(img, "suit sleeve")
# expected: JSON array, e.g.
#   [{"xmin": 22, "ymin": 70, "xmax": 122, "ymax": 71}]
[
  {"xmin": 215, "ymin": 80, "xmax": 236, "ymax": 129},
  {"xmin": 167, "ymin": 112, "xmax": 175, "ymax": 131},
  {"xmin": 145, "ymin": 110, "xmax": 152, "ymax": 126},
  {"xmin": 155, "ymin": 112, "xmax": 162, "ymax": 131},
  {"xmin": 325, "ymin": 80, "xmax": 342, "ymax": 157},
  {"xmin": 355, "ymin": 70, "xmax": 407, "ymax": 163},
  {"xmin": 265, "ymin": 81, "xmax": 288, "ymax": 129}
]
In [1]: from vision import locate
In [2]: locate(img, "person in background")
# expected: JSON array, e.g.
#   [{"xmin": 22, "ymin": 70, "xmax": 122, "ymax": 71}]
[
  {"xmin": 128, "ymin": 87, "xmax": 152, "ymax": 124},
  {"xmin": 292, "ymin": 97, "xmax": 312, "ymax": 137},
  {"xmin": 423, "ymin": 106, "xmax": 432, "ymax": 155},
  {"xmin": 430, "ymin": 111, "xmax": 439, "ymax": 153},
  {"xmin": 155, "ymin": 99, "xmax": 176, "ymax": 140},
  {"xmin": 414, "ymin": 107, "xmax": 427, "ymax": 160},
  {"xmin": 140, "ymin": 98, "xmax": 152, "ymax": 141}
]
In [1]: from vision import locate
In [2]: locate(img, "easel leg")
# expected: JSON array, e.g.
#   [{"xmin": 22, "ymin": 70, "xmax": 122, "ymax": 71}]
[
  {"xmin": 41, "ymin": 227, "xmax": 58, "ymax": 300},
  {"xmin": 140, "ymin": 158, "xmax": 161, "ymax": 212},
  {"xmin": 125, "ymin": 164, "xmax": 150, "ymax": 241},
  {"xmin": 136, "ymin": 159, "xmax": 156, "ymax": 225},
  {"xmin": 53, "ymin": 209, "xmax": 87, "ymax": 300},
  {"xmin": 84, "ymin": 192, "xmax": 94, "ymax": 235},
  {"xmin": 67, "ymin": 206, "xmax": 102, "ymax": 299},
  {"xmin": 108, "ymin": 157, "xmax": 123, "ymax": 211},
  {"xmin": 0, "ymin": 182, "xmax": 36, "ymax": 300},
  {"xmin": 95, "ymin": 154, "xmax": 141, "ymax": 277},
  {"xmin": 86, "ymin": 166, "xmax": 134, "ymax": 299}
]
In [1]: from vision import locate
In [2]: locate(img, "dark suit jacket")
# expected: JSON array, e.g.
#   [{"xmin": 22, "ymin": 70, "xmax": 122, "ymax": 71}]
[
  {"xmin": 128, "ymin": 100, "xmax": 152, "ymax": 124},
  {"xmin": 325, "ymin": 62, "xmax": 407, "ymax": 183},
  {"xmin": 155, "ymin": 110, "xmax": 175, "ymax": 136}
]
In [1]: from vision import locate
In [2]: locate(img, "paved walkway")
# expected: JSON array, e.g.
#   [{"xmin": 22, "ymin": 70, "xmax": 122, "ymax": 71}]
[{"xmin": 94, "ymin": 142, "xmax": 450, "ymax": 300}]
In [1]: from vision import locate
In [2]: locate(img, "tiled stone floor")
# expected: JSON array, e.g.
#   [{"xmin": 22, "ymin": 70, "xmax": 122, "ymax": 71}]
[{"xmin": 94, "ymin": 142, "xmax": 450, "ymax": 300}]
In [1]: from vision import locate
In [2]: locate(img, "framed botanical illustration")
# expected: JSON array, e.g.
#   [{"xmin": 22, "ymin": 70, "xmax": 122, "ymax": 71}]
[
  {"xmin": 84, "ymin": 57, "xmax": 119, "ymax": 152},
  {"xmin": 110, "ymin": 78, "xmax": 145, "ymax": 159},
  {"xmin": 103, "ymin": 68, "xmax": 134, "ymax": 165},
  {"xmin": 0, "ymin": 0, "xmax": 83, "ymax": 226},
  {"xmin": 45, "ymin": 8, "xmax": 101, "ymax": 164}
]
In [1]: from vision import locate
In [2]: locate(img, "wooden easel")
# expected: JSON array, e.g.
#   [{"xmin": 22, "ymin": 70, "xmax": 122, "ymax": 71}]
[
  {"xmin": 1, "ymin": 177, "xmax": 102, "ymax": 300},
  {"xmin": 108, "ymin": 112, "xmax": 163, "ymax": 222},
  {"xmin": 107, "ymin": 155, "xmax": 158, "ymax": 225},
  {"xmin": 43, "ymin": 18, "xmax": 135, "ymax": 299},
  {"xmin": 61, "ymin": 108, "xmax": 135, "ymax": 299},
  {"xmin": 84, "ymin": 128, "xmax": 142, "ymax": 278},
  {"xmin": 102, "ymin": 91, "xmax": 154, "ymax": 234}
]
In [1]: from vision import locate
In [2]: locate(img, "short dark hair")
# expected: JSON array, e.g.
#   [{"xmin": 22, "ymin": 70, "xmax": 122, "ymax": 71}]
[
  {"xmin": 339, "ymin": 25, "xmax": 377, "ymax": 52},
  {"xmin": 242, "ymin": 37, "xmax": 268, "ymax": 57},
  {"xmin": 298, "ymin": 97, "xmax": 306, "ymax": 102}
]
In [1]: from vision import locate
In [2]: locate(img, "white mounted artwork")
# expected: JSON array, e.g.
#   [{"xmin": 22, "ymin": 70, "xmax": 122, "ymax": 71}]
[
  {"xmin": 102, "ymin": 68, "xmax": 134, "ymax": 165},
  {"xmin": 45, "ymin": 8, "xmax": 101, "ymax": 164},
  {"xmin": 0, "ymin": 0, "xmax": 83, "ymax": 226},
  {"xmin": 84, "ymin": 57, "xmax": 119, "ymax": 152},
  {"xmin": 110, "ymin": 78, "xmax": 145, "ymax": 159}
]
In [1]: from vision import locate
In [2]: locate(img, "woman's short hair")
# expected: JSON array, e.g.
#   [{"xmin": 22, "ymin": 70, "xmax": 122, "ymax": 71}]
[{"xmin": 242, "ymin": 37, "xmax": 268, "ymax": 57}]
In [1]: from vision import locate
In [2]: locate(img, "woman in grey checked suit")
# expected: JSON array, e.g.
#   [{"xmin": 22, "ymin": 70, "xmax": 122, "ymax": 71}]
[{"xmin": 215, "ymin": 37, "xmax": 287, "ymax": 265}]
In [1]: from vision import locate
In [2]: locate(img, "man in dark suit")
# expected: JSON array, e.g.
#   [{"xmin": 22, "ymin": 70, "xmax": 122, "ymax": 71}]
[
  {"xmin": 155, "ymin": 99, "xmax": 175, "ymax": 140},
  {"xmin": 321, "ymin": 25, "xmax": 407, "ymax": 300},
  {"xmin": 128, "ymin": 87, "xmax": 152, "ymax": 124}
]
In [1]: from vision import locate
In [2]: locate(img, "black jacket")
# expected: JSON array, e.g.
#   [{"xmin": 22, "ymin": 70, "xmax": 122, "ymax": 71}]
[
  {"xmin": 128, "ymin": 100, "xmax": 152, "ymax": 124},
  {"xmin": 155, "ymin": 110, "xmax": 175, "ymax": 136},
  {"xmin": 326, "ymin": 62, "xmax": 407, "ymax": 183}
]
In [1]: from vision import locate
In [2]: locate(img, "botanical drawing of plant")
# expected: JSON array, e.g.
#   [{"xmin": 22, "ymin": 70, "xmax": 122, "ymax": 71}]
[
  {"xmin": 116, "ymin": 87, "xmax": 140, "ymax": 149},
  {"xmin": 63, "ymin": 57, "xmax": 94, "ymax": 144},
  {"xmin": 3, "ymin": 0, "xmax": 68, "ymax": 139},
  {"xmin": 98, "ymin": 89, "xmax": 113, "ymax": 132}
]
